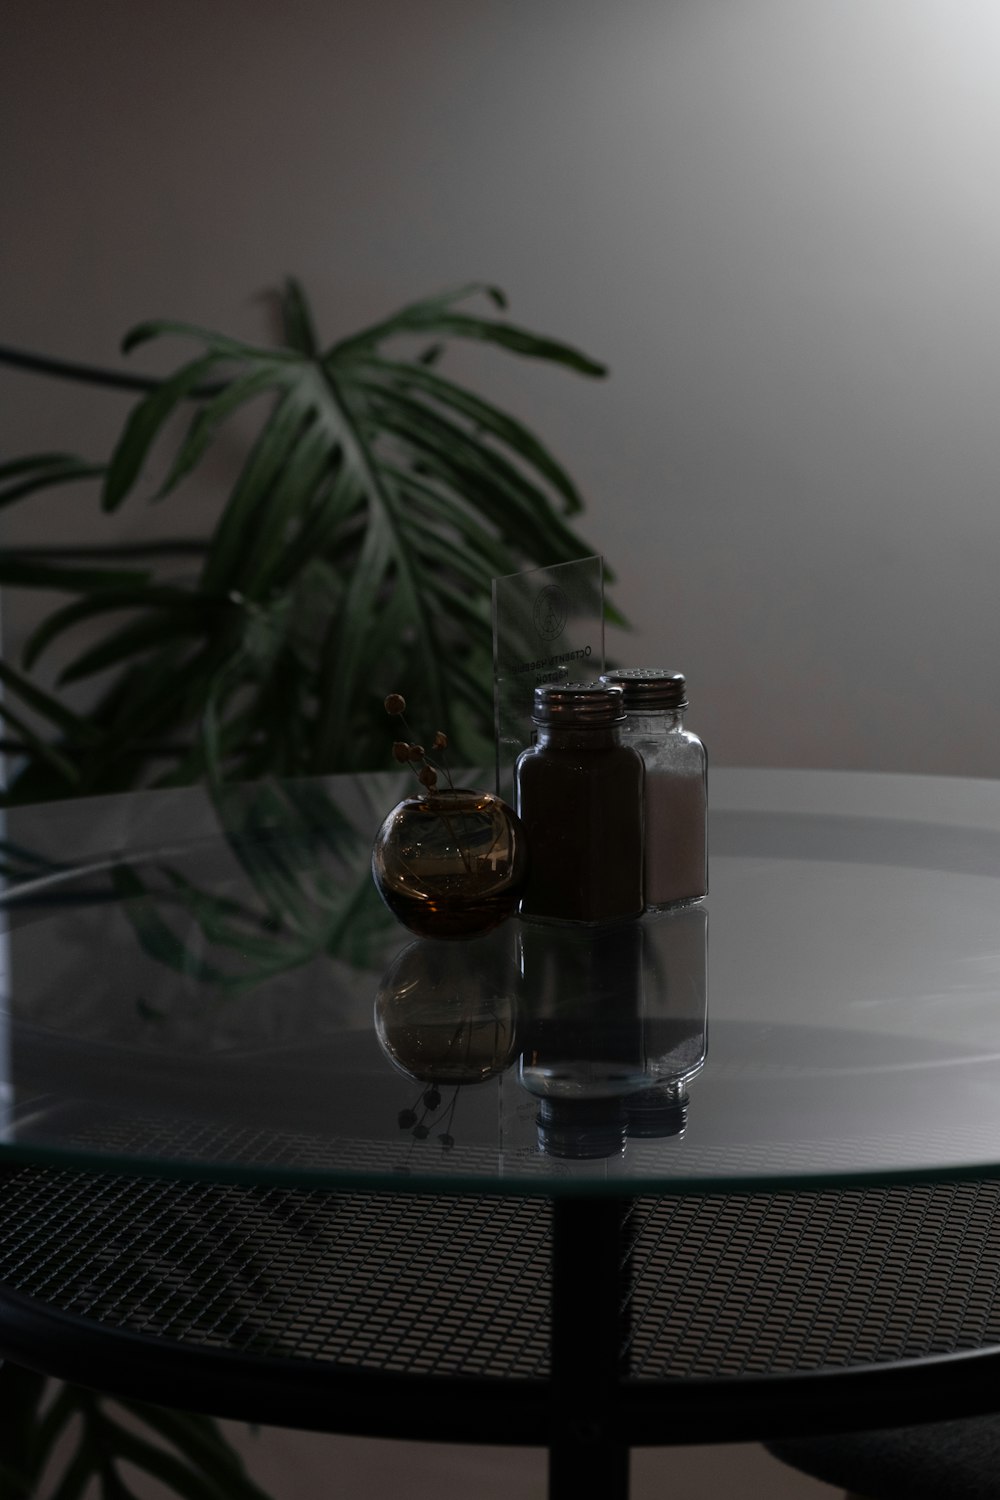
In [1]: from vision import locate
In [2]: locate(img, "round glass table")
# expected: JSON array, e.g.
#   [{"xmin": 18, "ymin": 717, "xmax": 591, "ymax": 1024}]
[{"xmin": 3, "ymin": 767, "xmax": 1000, "ymax": 1497}]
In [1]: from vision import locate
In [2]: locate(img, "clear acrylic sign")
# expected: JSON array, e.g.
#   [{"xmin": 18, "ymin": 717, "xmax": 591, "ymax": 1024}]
[{"xmin": 491, "ymin": 555, "xmax": 605, "ymax": 800}]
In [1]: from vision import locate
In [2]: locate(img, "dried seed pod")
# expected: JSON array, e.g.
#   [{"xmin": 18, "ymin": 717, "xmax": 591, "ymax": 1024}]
[
  {"xmin": 384, "ymin": 693, "xmax": 406, "ymax": 716},
  {"xmin": 392, "ymin": 741, "xmax": 411, "ymax": 763}
]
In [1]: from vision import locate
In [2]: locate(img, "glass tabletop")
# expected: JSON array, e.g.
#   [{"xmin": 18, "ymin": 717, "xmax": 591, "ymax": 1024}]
[{"xmin": 3, "ymin": 767, "xmax": 1000, "ymax": 1197}]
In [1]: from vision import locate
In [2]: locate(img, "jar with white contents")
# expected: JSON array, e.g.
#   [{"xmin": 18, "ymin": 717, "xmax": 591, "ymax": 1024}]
[{"xmin": 600, "ymin": 669, "xmax": 707, "ymax": 910}]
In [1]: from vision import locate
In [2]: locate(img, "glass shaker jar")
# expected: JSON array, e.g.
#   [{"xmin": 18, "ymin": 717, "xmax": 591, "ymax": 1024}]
[
  {"xmin": 514, "ymin": 681, "xmax": 644, "ymax": 924},
  {"xmin": 601, "ymin": 669, "xmax": 707, "ymax": 909}
]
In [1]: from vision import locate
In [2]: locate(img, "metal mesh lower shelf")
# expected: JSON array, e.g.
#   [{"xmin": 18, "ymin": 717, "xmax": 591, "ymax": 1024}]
[
  {"xmin": 2, "ymin": 1168, "xmax": 1000, "ymax": 1384},
  {"xmin": 0, "ymin": 1170, "xmax": 552, "ymax": 1379},
  {"xmin": 626, "ymin": 1180, "xmax": 1000, "ymax": 1379}
]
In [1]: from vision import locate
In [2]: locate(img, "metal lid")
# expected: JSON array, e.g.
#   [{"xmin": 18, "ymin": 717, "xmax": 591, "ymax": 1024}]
[
  {"xmin": 531, "ymin": 681, "xmax": 625, "ymax": 726},
  {"xmin": 600, "ymin": 669, "xmax": 688, "ymax": 712}
]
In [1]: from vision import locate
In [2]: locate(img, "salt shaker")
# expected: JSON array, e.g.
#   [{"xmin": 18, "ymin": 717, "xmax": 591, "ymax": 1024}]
[
  {"xmin": 601, "ymin": 669, "xmax": 707, "ymax": 909},
  {"xmin": 514, "ymin": 681, "xmax": 644, "ymax": 924}
]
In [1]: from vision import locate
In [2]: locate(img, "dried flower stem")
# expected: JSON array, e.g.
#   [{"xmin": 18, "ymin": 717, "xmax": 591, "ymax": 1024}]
[{"xmin": 384, "ymin": 693, "xmax": 470, "ymax": 871}]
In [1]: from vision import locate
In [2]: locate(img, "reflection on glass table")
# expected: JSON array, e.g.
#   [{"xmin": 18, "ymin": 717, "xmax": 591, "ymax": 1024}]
[
  {"xmin": 376, "ymin": 911, "xmax": 707, "ymax": 1165},
  {"xmin": 6, "ymin": 767, "xmax": 1000, "ymax": 1193}
]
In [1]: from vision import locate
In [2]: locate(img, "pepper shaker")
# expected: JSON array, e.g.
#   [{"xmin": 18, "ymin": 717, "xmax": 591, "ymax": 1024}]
[{"xmin": 514, "ymin": 681, "xmax": 644, "ymax": 925}]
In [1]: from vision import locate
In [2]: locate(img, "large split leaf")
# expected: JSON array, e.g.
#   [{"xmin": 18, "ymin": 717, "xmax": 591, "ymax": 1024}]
[{"xmin": 2, "ymin": 278, "xmax": 613, "ymax": 801}]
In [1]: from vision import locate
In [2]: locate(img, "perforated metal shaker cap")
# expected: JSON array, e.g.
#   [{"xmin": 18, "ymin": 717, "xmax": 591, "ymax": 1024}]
[
  {"xmin": 600, "ymin": 669, "xmax": 688, "ymax": 712},
  {"xmin": 531, "ymin": 680, "xmax": 625, "ymax": 726}
]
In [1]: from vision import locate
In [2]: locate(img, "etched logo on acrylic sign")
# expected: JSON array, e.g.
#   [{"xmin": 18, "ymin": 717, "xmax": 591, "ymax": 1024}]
[{"xmin": 532, "ymin": 584, "xmax": 569, "ymax": 641}]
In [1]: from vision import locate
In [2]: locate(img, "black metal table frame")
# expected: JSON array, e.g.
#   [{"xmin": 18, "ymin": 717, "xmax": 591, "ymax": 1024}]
[{"xmin": 4, "ymin": 1185, "xmax": 1000, "ymax": 1500}]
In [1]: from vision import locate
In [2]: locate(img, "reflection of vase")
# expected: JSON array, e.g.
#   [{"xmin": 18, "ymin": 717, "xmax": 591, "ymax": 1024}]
[
  {"xmin": 371, "ymin": 788, "xmax": 528, "ymax": 939},
  {"xmin": 374, "ymin": 931, "xmax": 520, "ymax": 1083}
]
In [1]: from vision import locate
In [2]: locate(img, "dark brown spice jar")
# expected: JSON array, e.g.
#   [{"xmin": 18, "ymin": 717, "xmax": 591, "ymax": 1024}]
[{"xmin": 514, "ymin": 681, "xmax": 644, "ymax": 924}]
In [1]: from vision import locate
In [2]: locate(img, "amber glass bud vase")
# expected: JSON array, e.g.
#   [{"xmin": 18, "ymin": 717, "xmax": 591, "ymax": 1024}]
[{"xmin": 372, "ymin": 787, "xmax": 528, "ymax": 939}]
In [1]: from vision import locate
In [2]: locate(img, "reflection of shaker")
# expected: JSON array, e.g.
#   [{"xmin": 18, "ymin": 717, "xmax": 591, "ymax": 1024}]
[
  {"xmin": 625, "ymin": 904, "xmax": 708, "ymax": 1139},
  {"xmin": 517, "ymin": 922, "xmax": 645, "ymax": 1157}
]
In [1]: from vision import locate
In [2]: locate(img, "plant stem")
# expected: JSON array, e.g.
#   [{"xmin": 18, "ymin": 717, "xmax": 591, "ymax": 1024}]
[{"xmin": 0, "ymin": 344, "xmax": 225, "ymax": 397}]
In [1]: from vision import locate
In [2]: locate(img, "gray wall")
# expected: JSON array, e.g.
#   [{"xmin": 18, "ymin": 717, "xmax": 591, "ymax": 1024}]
[{"xmin": 4, "ymin": 0, "xmax": 1000, "ymax": 774}]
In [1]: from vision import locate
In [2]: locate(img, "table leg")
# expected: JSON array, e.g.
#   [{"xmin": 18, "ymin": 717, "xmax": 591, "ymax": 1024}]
[{"xmin": 548, "ymin": 1196, "xmax": 632, "ymax": 1500}]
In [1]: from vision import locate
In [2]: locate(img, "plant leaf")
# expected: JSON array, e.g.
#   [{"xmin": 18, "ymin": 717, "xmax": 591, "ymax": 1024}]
[
  {"xmin": 331, "ymin": 282, "xmax": 509, "ymax": 354},
  {"xmin": 121, "ymin": 320, "xmax": 298, "ymax": 362},
  {"xmin": 23, "ymin": 587, "xmax": 223, "ymax": 670},
  {"xmin": 0, "ymin": 457, "xmax": 104, "ymax": 509},
  {"xmin": 403, "ymin": 312, "xmax": 607, "ymax": 374},
  {"xmin": 0, "ymin": 452, "xmax": 79, "ymax": 480},
  {"xmin": 280, "ymin": 275, "xmax": 319, "ymax": 356},
  {"xmin": 355, "ymin": 356, "xmax": 586, "ymax": 512},
  {"xmin": 0, "ymin": 557, "xmax": 148, "ymax": 592},
  {"xmin": 0, "ymin": 701, "xmax": 82, "ymax": 786},
  {"xmin": 334, "ymin": 288, "xmax": 605, "ymax": 376},
  {"xmin": 378, "ymin": 463, "xmax": 518, "ymax": 577},
  {"xmin": 366, "ymin": 389, "xmax": 591, "ymax": 561},
  {"xmin": 117, "ymin": 1402, "xmax": 272, "ymax": 1500},
  {"xmin": 46, "ymin": 1431, "xmax": 95, "ymax": 1500},
  {"xmin": 156, "ymin": 366, "xmax": 285, "ymax": 500},
  {"xmin": 198, "ymin": 386, "xmax": 310, "ymax": 595},
  {"xmin": 0, "ymin": 658, "xmax": 101, "ymax": 740},
  {"xmin": 30, "ymin": 1388, "xmax": 83, "ymax": 1478},
  {"xmin": 96, "ymin": 1416, "xmax": 241, "ymax": 1500},
  {"xmin": 57, "ymin": 606, "xmax": 215, "ymax": 686},
  {"xmin": 237, "ymin": 416, "xmax": 340, "ymax": 598},
  {"xmin": 103, "ymin": 353, "xmax": 227, "ymax": 512}
]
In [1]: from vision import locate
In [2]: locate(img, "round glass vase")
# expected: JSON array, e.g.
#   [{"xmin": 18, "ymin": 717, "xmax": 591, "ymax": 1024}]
[{"xmin": 371, "ymin": 787, "xmax": 528, "ymax": 939}]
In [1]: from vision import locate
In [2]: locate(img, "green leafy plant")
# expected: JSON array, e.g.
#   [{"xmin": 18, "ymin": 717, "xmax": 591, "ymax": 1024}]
[
  {"xmin": 0, "ymin": 279, "xmax": 613, "ymax": 805},
  {"xmin": 0, "ymin": 276, "xmax": 617, "ymax": 1498},
  {"xmin": 0, "ymin": 1365, "xmax": 270, "ymax": 1500}
]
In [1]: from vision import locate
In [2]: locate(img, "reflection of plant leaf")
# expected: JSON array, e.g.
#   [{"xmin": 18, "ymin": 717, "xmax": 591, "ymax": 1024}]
[
  {"xmin": 111, "ymin": 776, "xmax": 393, "ymax": 993},
  {"xmin": 110, "ymin": 865, "xmax": 237, "ymax": 985},
  {"xmin": 0, "ymin": 838, "xmax": 70, "ymax": 884}
]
